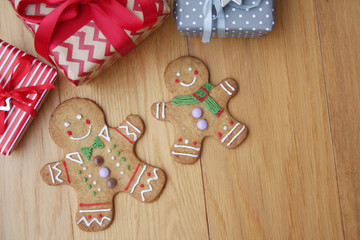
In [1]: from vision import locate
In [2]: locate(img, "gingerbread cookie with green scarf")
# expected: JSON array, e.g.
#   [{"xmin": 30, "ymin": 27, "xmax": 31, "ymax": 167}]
[
  {"xmin": 151, "ymin": 56, "xmax": 248, "ymax": 164},
  {"xmin": 40, "ymin": 98, "xmax": 166, "ymax": 232}
]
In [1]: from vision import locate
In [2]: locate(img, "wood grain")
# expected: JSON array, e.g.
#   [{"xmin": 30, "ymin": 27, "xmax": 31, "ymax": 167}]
[
  {"xmin": 0, "ymin": 0, "xmax": 358, "ymax": 239},
  {"xmin": 317, "ymin": 0, "xmax": 360, "ymax": 239},
  {"xmin": 188, "ymin": 0, "xmax": 344, "ymax": 239}
]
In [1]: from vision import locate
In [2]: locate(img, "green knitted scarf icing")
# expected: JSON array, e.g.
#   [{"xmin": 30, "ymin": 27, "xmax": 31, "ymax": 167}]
[{"xmin": 171, "ymin": 82, "xmax": 222, "ymax": 116}]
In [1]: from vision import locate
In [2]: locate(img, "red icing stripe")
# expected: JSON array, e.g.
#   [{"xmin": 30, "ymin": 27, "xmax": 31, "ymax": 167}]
[
  {"xmin": 216, "ymin": 108, "xmax": 223, "ymax": 117},
  {"xmin": 114, "ymin": 128, "xmax": 134, "ymax": 144},
  {"xmin": 61, "ymin": 161, "xmax": 71, "ymax": 184},
  {"xmin": 79, "ymin": 202, "xmax": 110, "ymax": 207},
  {"xmin": 124, "ymin": 163, "xmax": 141, "ymax": 191}
]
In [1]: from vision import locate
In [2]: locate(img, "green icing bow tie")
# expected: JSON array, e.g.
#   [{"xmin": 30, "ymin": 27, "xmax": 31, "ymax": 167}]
[
  {"xmin": 171, "ymin": 82, "xmax": 223, "ymax": 117},
  {"xmin": 80, "ymin": 136, "xmax": 104, "ymax": 160}
]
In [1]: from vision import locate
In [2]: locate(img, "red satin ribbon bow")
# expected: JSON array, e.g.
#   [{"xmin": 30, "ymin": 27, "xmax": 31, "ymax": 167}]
[
  {"xmin": 0, "ymin": 54, "xmax": 55, "ymax": 134},
  {"xmin": 16, "ymin": 0, "xmax": 158, "ymax": 63}
]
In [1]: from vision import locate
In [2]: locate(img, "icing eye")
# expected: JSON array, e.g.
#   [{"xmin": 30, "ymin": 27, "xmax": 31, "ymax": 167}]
[
  {"xmin": 77, "ymin": 114, "xmax": 82, "ymax": 120},
  {"xmin": 64, "ymin": 122, "xmax": 70, "ymax": 127},
  {"xmin": 176, "ymin": 71, "xmax": 181, "ymax": 76},
  {"xmin": 188, "ymin": 67, "xmax": 192, "ymax": 71}
]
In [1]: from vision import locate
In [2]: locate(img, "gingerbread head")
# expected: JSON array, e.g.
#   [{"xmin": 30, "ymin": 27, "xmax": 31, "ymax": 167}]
[
  {"xmin": 165, "ymin": 56, "xmax": 209, "ymax": 95},
  {"xmin": 41, "ymin": 98, "xmax": 166, "ymax": 232},
  {"xmin": 152, "ymin": 56, "xmax": 248, "ymax": 164},
  {"xmin": 49, "ymin": 98, "xmax": 105, "ymax": 149}
]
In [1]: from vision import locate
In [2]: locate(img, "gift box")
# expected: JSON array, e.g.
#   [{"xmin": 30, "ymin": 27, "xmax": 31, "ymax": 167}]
[
  {"xmin": 9, "ymin": 0, "xmax": 170, "ymax": 85},
  {"xmin": 0, "ymin": 40, "xmax": 57, "ymax": 156},
  {"xmin": 174, "ymin": 0, "xmax": 274, "ymax": 42}
]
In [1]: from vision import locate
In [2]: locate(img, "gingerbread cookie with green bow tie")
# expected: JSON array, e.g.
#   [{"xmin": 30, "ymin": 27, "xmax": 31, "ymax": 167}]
[
  {"xmin": 151, "ymin": 56, "xmax": 248, "ymax": 164},
  {"xmin": 40, "ymin": 98, "xmax": 166, "ymax": 232}
]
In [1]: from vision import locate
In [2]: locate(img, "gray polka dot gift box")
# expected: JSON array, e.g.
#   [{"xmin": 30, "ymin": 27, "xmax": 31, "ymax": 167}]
[{"xmin": 174, "ymin": 0, "xmax": 275, "ymax": 42}]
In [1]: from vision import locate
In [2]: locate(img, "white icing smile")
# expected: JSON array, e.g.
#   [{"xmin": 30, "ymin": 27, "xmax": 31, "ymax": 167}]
[
  {"xmin": 180, "ymin": 76, "xmax": 197, "ymax": 87},
  {"xmin": 70, "ymin": 125, "xmax": 92, "ymax": 140}
]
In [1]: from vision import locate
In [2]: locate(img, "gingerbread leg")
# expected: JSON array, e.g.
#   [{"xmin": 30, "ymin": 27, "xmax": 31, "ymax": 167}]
[
  {"xmin": 125, "ymin": 162, "xmax": 167, "ymax": 202},
  {"xmin": 214, "ymin": 118, "xmax": 248, "ymax": 149},
  {"xmin": 170, "ymin": 135, "xmax": 203, "ymax": 164},
  {"xmin": 75, "ymin": 196, "xmax": 114, "ymax": 232},
  {"xmin": 40, "ymin": 160, "xmax": 71, "ymax": 186}
]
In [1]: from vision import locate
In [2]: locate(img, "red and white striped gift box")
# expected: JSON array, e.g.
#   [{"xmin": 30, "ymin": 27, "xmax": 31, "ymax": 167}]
[
  {"xmin": 9, "ymin": 0, "xmax": 170, "ymax": 86},
  {"xmin": 0, "ymin": 40, "xmax": 57, "ymax": 156}
]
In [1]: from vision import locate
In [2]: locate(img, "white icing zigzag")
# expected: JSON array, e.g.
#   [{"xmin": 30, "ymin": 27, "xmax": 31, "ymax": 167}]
[
  {"xmin": 77, "ymin": 216, "xmax": 111, "ymax": 227},
  {"xmin": 52, "ymin": 162, "xmax": 63, "ymax": 183},
  {"xmin": 48, "ymin": 163, "xmax": 63, "ymax": 184},
  {"xmin": 126, "ymin": 120, "xmax": 142, "ymax": 134},
  {"xmin": 118, "ymin": 125, "xmax": 137, "ymax": 141},
  {"xmin": 141, "ymin": 168, "xmax": 159, "ymax": 202}
]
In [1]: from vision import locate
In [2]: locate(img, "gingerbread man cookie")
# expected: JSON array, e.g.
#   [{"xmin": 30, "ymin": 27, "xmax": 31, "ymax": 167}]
[
  {"xmin": 151, "ymin": 56, "xmax": 248, "ymax": 164},
  {"xmin": 40, "ymin": 98, "xmax": 166, "ymax": 232}
]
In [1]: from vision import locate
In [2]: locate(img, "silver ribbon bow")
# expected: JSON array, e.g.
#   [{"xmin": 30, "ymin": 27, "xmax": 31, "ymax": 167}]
[{"xmin": 202, "ymin": 0, "xmax": 262, "ymax": 43}]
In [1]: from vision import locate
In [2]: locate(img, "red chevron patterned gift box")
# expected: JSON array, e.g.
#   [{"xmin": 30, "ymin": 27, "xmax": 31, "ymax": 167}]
[
  {"xmin": 0, "ymin": 40, "xmax": 57, "ymax": 156},
  {"xmin": 8, "ymin": 0, "xmax": 170, "ymax": 86}
]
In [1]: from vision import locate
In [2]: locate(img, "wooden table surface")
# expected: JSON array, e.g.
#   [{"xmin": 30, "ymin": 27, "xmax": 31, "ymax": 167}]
[{"xmin": 1, "ymin": 0, "xmax": 359, "ymax": 239}]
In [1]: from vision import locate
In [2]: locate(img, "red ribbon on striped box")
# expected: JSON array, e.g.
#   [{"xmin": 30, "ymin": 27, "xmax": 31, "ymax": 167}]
[
  {"xmin": 0, "ymin": 40, "xmax": 57, "ymax": 156},
  {"xmin": 9, "ymin": 0, "xmax": 170, "ymax": 86}
]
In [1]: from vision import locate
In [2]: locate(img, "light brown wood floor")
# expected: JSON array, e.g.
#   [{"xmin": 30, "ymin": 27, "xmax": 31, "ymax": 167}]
[{"xmin": 0, "ymin": 0, "xmax": 359, "ymax": 239}]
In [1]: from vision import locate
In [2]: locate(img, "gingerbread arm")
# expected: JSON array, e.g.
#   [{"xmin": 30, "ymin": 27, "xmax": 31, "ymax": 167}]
[
  {"xmin": 75, "ymin": 195, "xmax": 114, "ymax": 232},
  {"xmin": 114, "ymin": 115, "xmax": 145, "ymax": 145},
  {"xmin": 151, "ymin": 101, "xmax": 180, "ymax": 122},
  {"xmin": 212, "ymin": 78, "xmax": 239, "ymax": 107},
  {"xmin": 40, "ymin": 160, "xmax": 72, "ymax": 186}
]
